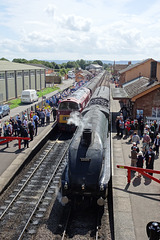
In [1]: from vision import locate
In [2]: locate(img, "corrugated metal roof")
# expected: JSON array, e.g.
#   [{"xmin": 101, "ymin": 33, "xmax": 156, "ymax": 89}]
[{"xmin": 0, "ymin": 60, "xmax": 45, "ymax": 71}]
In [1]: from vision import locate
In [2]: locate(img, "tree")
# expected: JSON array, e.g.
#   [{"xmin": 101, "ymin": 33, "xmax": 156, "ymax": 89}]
[
  {"xmin": 92, "ymin": 60, "xmax": 103, "ymax": 66},
  {"xmin": 0, "ymin": 57, "xmax": 9, "ymax": 61},
  {"xmin": 76, "ymin": 59, "xmax": 86, "ymax": 69},
  {"xmin": 12, "ymin": 58, "xmax": 28, "ymax": 64}
]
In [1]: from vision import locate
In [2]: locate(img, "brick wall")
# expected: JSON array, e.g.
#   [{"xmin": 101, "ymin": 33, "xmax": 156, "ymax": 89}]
[{"xmin": 133, "ymin": 88, "xmax": 160, "ymax": 118}]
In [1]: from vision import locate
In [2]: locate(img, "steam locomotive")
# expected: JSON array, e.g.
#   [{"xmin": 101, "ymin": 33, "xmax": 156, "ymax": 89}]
[
  {"xmin": 61, "ymin": 85, "xmax": 111, "ymax": 206},
  {"xmin": 57, "ymin": 71, "xmax": 106, "ymax": 131}
]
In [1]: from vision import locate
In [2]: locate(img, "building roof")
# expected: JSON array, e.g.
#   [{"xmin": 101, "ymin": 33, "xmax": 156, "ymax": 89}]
[
  {"xmin": 112, "ymin": 76, "xmax": 160, "ymax": 100},
  {"xmin": 0, "ymin": 60, "xmax": 45, "ymax": 71},
  {"xmin": 88, "ymin": 64, "xmax": 102, "ymax": 69},
  {"xmin": 119, "ymin": 58, "xmax": 154, "ymax": 74},
  {"xmin": 114, "ymin": 64, "xmax": 128, "ymax": 71}
]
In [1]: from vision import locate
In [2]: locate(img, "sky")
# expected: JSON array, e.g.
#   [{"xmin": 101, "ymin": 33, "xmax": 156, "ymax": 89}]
[{"xmin": 1, "ymin": 0, "xmax": 160, "ymax": 62}]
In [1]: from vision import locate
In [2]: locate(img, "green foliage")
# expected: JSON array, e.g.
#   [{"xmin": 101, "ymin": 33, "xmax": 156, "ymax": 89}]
[
  {"xmin": 0, "ymin": 57, "xmax": 9, "ymax": 61},
  {"xmin": 10, "ymin": 58, "xmax": 112, "ymax": 71},
  {"xmin": 59, "ymin": 68, "xmax": 67, "ymax": 76},
  {"xmin": 37, "ymin": 87, "xmax": 60, "ymax": 97},
  {"xmin": 12, "ymin": 58, "xmax": 28, "ymax": 63},
  {"xmin": 92, "ymin": 60, "xmax": 103, "ymax": 66},
  {"xmin": 8, "ymin": 98, "xmax": 22, "ymax": 109}
]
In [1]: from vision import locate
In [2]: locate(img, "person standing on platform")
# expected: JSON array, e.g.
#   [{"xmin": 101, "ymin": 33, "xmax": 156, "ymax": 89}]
[
  {"xmin": 13, "ymin": 120, "xmax": 18, "ymax": 136},
  {"xmin": 46, "ymin": 108, "xmax": 51, "ymax": 124},
  {"xmin": 28, "ymin": 120, "xmax": 34, "ymax": 141},
  {"xmin": 52, "ymin": 106, "xmax": 57, "ymax": 121},
  {"xmin": 145, "ymin": 147, "xmax": 155, "ymax": 175},
  {"xmin": 23, "ymin": 126, "xmax": 29, "ymax": 148},
  {"xmin": 40, "ymin": 109, "xmax": 45, "ymax": 126},
  {"xmin": 33, "ymin": 112, "xmax": 39, "ymax": 136},
  {"xmin": 153, "ymin": 135, "xmax": 160, "ymax": 157},
  {"xmin": 115, "ymin": 116, "xmax": 120, "ymax": 137},
  {"xmin": 119, "ymin": 119, "xmax": 124, "ymax": 139},
  {"xmin": 136, "ymin": 151, "xmax": 144, "ymax": 177},
  {"xmin": 131, "ymin": 146, "xmax": 138, "ymax": 167},
  {"xmin": 0, "ymin": 120, "xmax": 2, "ymax": 136}
]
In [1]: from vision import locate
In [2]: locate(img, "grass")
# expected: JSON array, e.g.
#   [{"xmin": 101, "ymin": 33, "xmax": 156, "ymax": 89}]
[
  {"xmin": 37, "ymin": 86, "xmax": 60, "ymax": 97},
  {"xmin": 8, "ymin": 86, "xmax": 60, "ymax": 109}
]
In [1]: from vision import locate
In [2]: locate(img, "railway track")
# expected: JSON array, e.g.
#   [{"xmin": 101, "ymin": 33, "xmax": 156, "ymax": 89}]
[
  {"xmin": 0, "ymin": 135, "xmax": 71, "ymax": 240},
  {"xmin": 58, "ymin": 199, "xmax": 111, "ymax": 240}
]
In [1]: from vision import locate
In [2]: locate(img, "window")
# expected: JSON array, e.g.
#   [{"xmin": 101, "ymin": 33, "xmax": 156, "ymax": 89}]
[
  {"xmin": 152, "ymin": 107, "xmax": 160, "ymax": 118},
  {"xmin": 24, "ymin": 71, "xmax": 29, "ymax": 76},
  {"xmin": 7, "ymin": 72, "xmax": 14, "ymax": 78},
  {"xmin": 30, "ymin": 70, "xmax": 35, "ymax": 76},
  {"xmin": 17, "ymin": 71, "xmax": 22, "ymax": 77},
  {"xmin": 0, "ymin": 73, "xmax": 5, "ymax": 79},
  {"xmin": 59, "ymin": 101, "xmax": 79, "ymax": 110}
]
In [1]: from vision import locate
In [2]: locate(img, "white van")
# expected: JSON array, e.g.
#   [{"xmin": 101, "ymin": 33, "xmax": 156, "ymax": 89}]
[{"xmin": 21, "ymin": 89, "xmax": 38, "ymax": 103}]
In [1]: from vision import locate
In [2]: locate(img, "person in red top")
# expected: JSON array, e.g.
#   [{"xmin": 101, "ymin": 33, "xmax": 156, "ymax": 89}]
[
  {"xmin": 124, "ymin": 119, "xmax": 131, "ymax": 138},
  {"xmin": 30, "ymin": 111, "xmax": 34, "ymax": 120}
]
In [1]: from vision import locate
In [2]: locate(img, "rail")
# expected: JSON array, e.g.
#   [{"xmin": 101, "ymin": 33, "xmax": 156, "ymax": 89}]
[
  {"xmin": 117, "ymin": 165, "xmax": 160, "ymax": 184},
  {"xmin": 0, "ymin": 136, "xmax": 30, "ymax": 149}
]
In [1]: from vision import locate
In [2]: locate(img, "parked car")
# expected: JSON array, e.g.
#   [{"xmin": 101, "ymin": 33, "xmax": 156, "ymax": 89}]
[
  {"xmin": 21, "ymin": 89, "xmax": 38, "ymax": 103},
  {"xmin": 0, "ymin": 104, "xmax": 10, "ymax": 118}
]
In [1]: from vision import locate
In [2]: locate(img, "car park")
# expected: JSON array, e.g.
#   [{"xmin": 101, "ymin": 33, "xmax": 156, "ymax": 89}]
[{"xmin": 0, "ymin": 104, "xmax": 10, "ymax": 118}]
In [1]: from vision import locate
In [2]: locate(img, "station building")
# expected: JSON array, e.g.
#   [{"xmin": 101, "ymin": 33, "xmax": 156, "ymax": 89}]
[
  {"xmin": 112, "ymin": 58, "xmax": 160, "ymax": 125},
  {"xmin": 0, "ymin": 61, "xmax": 46, "ymax": 102}
]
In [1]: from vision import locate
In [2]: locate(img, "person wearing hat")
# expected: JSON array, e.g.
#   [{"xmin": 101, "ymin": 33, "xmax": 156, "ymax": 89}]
[
  {"xmin": 136, "ymin": 151, "xmax": 144, "ymax": 177},
  {"xmin": 131, "ymin": 142, "xmax": 139, "ymax": 153},
  {"xmin": 144, "ymin": 147, "xmax": 155, "ymax": 175}
]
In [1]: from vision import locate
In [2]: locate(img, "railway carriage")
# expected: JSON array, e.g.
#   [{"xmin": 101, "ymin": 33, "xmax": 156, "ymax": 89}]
[
  {"xmin": 61, "ymin": 86, "xmax": 111, "ymax": 206},
  {"xmin": 57, "ymin": 70, "xmax": 106, "ymax": 131},
  {"xmin": 57, "ymin": 87, "xmax": 91, "ymax": 131}
]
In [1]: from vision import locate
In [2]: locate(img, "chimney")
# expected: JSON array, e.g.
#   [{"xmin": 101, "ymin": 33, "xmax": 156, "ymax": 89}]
[{"xmin": 82, "ymin": 128, "xmax": 92, "ymax": 146}]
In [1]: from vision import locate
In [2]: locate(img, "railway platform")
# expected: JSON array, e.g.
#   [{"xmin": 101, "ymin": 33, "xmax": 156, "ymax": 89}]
[
  {"xmin": 110, "ymin": 83, "xmax": 160, "ymax": 240},
  {"xmin": 0, "ymin": 78, "xmax": 74, "ymax": 194}
]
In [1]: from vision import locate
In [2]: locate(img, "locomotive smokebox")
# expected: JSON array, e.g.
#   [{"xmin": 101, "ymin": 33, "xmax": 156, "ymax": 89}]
[{"xmin": 82, "ymin": 128, "xmax": 92, "ymax": 146}]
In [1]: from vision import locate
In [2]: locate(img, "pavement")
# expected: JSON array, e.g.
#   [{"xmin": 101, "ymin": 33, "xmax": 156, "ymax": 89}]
[
  {"xmin": 110, "ymin": 83, "xmax": 160, "ymax": 240},
  {"xmin": 0, "ymin": 80, "xmax": 160, "ymax": 240}
]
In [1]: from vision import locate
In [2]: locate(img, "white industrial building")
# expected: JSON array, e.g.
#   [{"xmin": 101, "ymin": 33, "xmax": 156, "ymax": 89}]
[{"xmin": 0, "ymin": 61, "xmax": 46, "ymax": 102}]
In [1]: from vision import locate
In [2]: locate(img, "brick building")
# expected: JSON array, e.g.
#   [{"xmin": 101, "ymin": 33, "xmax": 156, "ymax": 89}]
[
  {"xmin": 119, "ymin": 58, "xmax": 160, "ymax": 86},
  {"xmin": 112, "ymin": 61, "xmax": 130, "ymax": 76},
  {"xmin": 112, "ymin": 77, "xmax": 160, "ymax": 122},
  {"xmin": 75, "ymin": 70, "xmax": 92, "ymax": 83}
]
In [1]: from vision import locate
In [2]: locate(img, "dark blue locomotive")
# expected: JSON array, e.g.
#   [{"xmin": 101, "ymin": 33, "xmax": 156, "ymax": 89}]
[{"xmin": 61, "ymin": 86, "xmax": 111, "ymax": 206}]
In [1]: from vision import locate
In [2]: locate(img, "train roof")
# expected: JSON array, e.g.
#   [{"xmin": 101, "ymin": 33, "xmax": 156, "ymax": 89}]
[
  {"xmin": 60, "ymin": 87, "xmax": 90, "ymax": 103},
  {"xmin": 82, "ymin": 86, "xmax": 110, "ymax": 117},
  {"xmin": 84, "ymin": 71, "xmax": 105, "ymax": 91},
  {"xmin": 91, "ymin": 86, "xmax": 110, "ymax": 102}
]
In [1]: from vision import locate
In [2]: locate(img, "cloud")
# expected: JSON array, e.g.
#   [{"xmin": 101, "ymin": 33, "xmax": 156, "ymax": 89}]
[
  {"xmin": 58, "ymin": 15, "xmax": 92, "ymax": 32},
  {"xmin": 44, "ymin": 4, "xmax": 55, "ymax": 18}
]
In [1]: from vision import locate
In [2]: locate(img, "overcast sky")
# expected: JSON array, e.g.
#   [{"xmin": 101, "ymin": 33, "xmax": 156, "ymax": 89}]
[{"xmin": 1, "ymin": 0, "xmax": 160, "ymax": 61}]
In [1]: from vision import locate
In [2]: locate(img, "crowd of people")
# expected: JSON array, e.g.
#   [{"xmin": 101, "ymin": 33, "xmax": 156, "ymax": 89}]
[
  {"xmin": 115, "ymin": 113, "xmax": 160, "ymax": 178},
  {"xmin": 0, "ymin": 107, "xmax": 54, "ymax": 148},
  {"xmin": 0, "ymin": 83, "xmax": 83, "ymax": 149}
]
